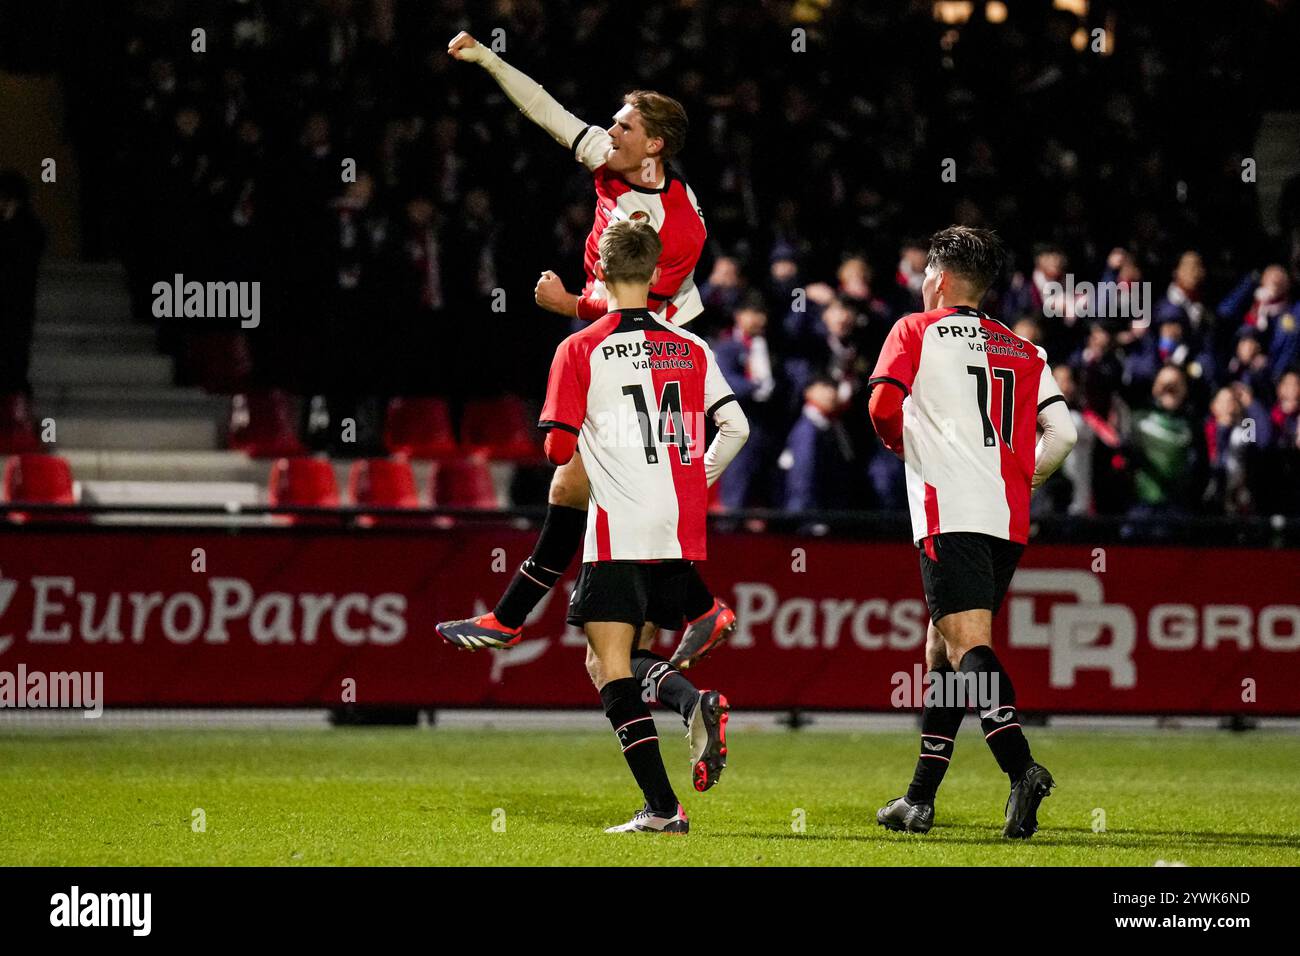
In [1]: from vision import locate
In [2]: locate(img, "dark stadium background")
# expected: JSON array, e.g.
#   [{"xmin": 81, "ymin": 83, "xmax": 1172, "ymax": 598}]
[{"xmin": 0, "ymin": 0, "xmax": 1298, "ymax": 717}]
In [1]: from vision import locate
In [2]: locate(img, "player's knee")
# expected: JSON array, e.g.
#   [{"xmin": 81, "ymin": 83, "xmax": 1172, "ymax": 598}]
[{"xmin": 548, "ymin": 473, "xmax": 587, "ymax": 508}]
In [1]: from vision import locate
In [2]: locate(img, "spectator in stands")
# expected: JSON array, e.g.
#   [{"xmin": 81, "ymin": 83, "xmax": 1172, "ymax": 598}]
[
  {"xmin": 893, "ymin": 239, "xmax": 927, "ymax": 315},
  {"xmin": 700, "ymin": 256, "xmax": 746, "ymax": 317},
  {"xmin": 1003, "ymin": 244, "xmax": 1067, "ymax": 321},
  {"xmin": 1071, "ymin": 322, "xmax": 1125, "ymax": 420},
  {"xmin": 1004, "ymin": 244, "xmax": 1087, "ymax": 361},
  {"xmin": 0, "ymin": 171, "xmax": 45, "ymax": 395},
  {"xmin": 1224, "ymin": 327, "xmax": 1275, "ymax": 405},
  {"xmin": 1218, "ymin": 264, "xmax": 1299, "ymax": 379},
  {"xmin": 1206, "ymin": 386, "xmax": 1268, "ymax": 515},
  {"xmin": 778, "ymin": 377, "xmax": 858, "ymax": 512},
  {"xmin": 713, "ymin": 298, "xmax": 778, "ymax": 509},
  {"xmin": 1123, "ymin": 315, "xmax": 1215, "ymax": 406},
  {"xmin": 1125, "ymin": 365, "xmax": 1206, "ymax": 519},
  {"xmin": 1155, "ymin": 250, "xmax": 1212, "ymax": 337},
  {"xmin": 1273, "ymin": 370, "xmax": 1300, "ymax": 449},
  {"xmin": 1034, "ymin": 364, "xmax": 1093, "ymax": 517},
  {"xmin": 763, "ymin": 242, "xmax": 802, "ymax": 331}
]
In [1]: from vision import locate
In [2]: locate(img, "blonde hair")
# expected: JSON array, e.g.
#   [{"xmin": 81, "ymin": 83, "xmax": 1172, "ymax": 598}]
[{"xmin": 623, "ymin": 90, "xmax": 688, "ymax": 160}]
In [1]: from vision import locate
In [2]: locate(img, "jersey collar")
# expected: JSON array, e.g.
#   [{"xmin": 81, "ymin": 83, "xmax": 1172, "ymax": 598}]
[
  {"xmin": 948, "ymin": 304, "xmax": 1015, "ymax": 333},
  {"xmin": 611, "ymin": 307, "xmax": 656, "ymax": 332},
  {"xmin": 622, "ymin": 170, "xmax": 674, "ymax": 195}
]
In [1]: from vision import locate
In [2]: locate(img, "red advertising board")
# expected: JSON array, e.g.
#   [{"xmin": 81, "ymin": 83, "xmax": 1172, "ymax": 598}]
[{"xmin": 1, "ymin": 526, "xmax": 1297, "ymax": 713}]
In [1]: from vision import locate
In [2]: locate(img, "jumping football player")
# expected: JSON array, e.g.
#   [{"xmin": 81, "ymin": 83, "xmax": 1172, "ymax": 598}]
[
  {"xmin": 868, "ymin": 226, "xmax": 1077, "ymax": 838},
  {"xmin": 436, "ymin": 32, "xmax": 736, "ymax": 675},
  {"xmin": 539, "ymin": 220, "xmax": 748, "ymax": 831}
]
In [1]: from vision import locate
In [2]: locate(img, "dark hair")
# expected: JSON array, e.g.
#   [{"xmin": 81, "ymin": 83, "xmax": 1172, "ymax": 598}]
[{"xmin": 927, "ymin": 225, "xmax": 1005, "ymax": 296}]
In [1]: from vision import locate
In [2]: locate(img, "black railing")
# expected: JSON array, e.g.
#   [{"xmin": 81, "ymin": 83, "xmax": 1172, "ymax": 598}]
[{"xmin": 1, "ymin": 503, "xmax": 1297, "ymax": 548}]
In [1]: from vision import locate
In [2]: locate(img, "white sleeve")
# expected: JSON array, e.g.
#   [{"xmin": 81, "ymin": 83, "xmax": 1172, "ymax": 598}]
[
  {"xmin": 469, "ymin": 46, "xmax": 612, "ymax": 170},
  {"xmin": 701, "ymin": 342, "xmax": 748, "ymax": 485},
  {"xmin": 1033, "ymin": 395, "xmax": 1078, "ymax": 489},
  {"xmin": 705, "ymin": 397, "xmax": 749, "ymax": 486}
]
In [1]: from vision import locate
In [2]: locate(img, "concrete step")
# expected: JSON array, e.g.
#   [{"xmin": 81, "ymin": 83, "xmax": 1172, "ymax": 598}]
[
  {"xmin": 30, "ymin": 352, "xmax": 174, "ymax": 388},
  {"xmin": 62, "ymin": 449, "xmax": 265, "ymax": 483},
  {"xmin": 36, "ymin": 385, "xmax": 228, "ymax": 421},
  {"xmin": 33, "ymin": 321, "xmax": 158, "ymax": 354},
  {"xmin": 35, "ymin": 284, "xmax": 134, "ymax": 325},
  {"xmin": 52, "ymin": 416, "xmax": 218, "ymax": 451},
  {"xmin": 80, "ymin": 479, "xmax": 262, "ymax": 507}
]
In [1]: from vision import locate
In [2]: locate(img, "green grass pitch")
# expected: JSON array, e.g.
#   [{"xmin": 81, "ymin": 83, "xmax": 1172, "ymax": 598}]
[{"xmin": 1, "ymin": 724, "xmax": 1298, "ymax": 866}]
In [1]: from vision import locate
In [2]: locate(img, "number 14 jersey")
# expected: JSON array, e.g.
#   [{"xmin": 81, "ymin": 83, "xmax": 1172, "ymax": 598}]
[
  {"xmin": 870, "ymin": 305, "xmax": 1065, "ymax": 545},
  {"xmin": 539, "ymin": 307, "xmax": 736, "ymax": 562}
]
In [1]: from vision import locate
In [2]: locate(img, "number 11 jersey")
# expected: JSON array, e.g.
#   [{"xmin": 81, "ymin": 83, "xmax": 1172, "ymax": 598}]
[
  {"xmin": 539, "ymin": 307, "xmax": 736, "ymax": 562},
  {"xmin": 869, "ymin": 305, "xmax": 1065, "ymax": 545}
]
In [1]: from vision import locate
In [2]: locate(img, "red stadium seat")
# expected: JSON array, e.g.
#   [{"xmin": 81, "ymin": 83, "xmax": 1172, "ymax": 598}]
[
  {"xmin": 228, "ymin": 390, "xmax": 307, "ymax": 458},
  {"xmin": 349, "ymin": 457, "xmax": 420, "ymax": 508},
  {"xmin": 429, "ymin": 456, "xmax": 499, "ymax": 509},
  {"xmin": 460, "ymin": 396, "xmax": 542, "ymax": 461},
  {"xmin": 0, "ymin": 393, "xmax": 41, "ymax": 454},
  {"xmin": 267, "ymin": 457, "xmax": 340, "ymax": 525},
  {"xmin": 383, "ymin": 396, "xmax": 459, "ymax": 459},
  {"xmin": 3, "ymin": 453, "xmax": 79, "ymax": 524},
  {"xmin": 349, "ymin": 457, "xmax": 427, "ymax": 528}
]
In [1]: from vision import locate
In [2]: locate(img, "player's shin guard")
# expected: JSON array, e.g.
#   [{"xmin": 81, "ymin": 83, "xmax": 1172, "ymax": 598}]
[
  {"xmin": 959, "ymin": 645, "xmax": 1034, "ymax": 780},
  {"xmin": 631, "ymin": 649, "xmax": 699, "ymax": 724},
  {"xmin": 600, "ymin": 677, "xmax": 678, "ymax": 815},
  {"xmin": 492, "ymin": 504, "xmax": 586, "ymax": 629},
  {"xmin": 906, "ymin": 661, "xmax": 964, "ymax": 804},
  {"xmin": 680, "ymin": 564, "xmax": 715, "ymax": 621}
]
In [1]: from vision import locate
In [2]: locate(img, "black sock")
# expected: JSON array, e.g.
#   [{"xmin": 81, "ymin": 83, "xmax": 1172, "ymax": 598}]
[
  {"xmin": 959, "ymin": 645, "xmax": 1033, "ymax": 780},
  {"xmin": 906, "ymin": 661, "xmax": 965, "ymax": 804},
  {"xmin": 600, "ymin": 677, "xmax": 677, "ymax": 814},
  {"xmin": 493, "ymin": 504, "xmax": 586, "ymax": 628},
  {"xmin": 631, "ymin": 649, "xmax": 700, "ymax": 724},
  {"xmin": 680, "ymin": 565, "xmax": 715, "ymax": 622}
]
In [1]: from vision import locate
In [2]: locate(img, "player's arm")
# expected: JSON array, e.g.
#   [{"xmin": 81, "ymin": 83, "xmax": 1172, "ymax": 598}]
[
  {"xmin": 1032, "ymin": 358, "xmax": 1078, "ymax": 488},
  {"xmin": 536, "ymin": 270, "xmax": 581, "ymax": 320},
  {"xmin": 538, "ymin": 337, "xmax": 589, "ymax": 465},
  {"xmin": 448, "ymin": 32, "xmax": 611, "ymax": 171},
  {"xmin": 868, "ymin": 314, "xmax": 921, "ymax": 458},
  {"xmin": 868, "ymin": 383, "xmax": 905, "ymax": 458},
  {"xmin": 700, "ymin": 342, "xmax": 750, "ymax": 485}
]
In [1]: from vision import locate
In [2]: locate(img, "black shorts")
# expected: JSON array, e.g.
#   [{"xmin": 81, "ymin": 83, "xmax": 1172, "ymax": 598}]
[
  {"xmin": 566, "ymin": 560, "xmax": 693, "ymax": 631},
  {"xmin": 918, "ymin": 532, "xmax": 1025, "ymax": 623}
]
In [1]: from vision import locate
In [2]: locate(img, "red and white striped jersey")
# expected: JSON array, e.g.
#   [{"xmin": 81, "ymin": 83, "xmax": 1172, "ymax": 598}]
[
  {"xmin": 540, "ymin": 307, "xmax": 735, "ymax": 561},
  {"xmin": 570, "ymin": 125, "xmax": 706, "ymax": 324},
  {"xmin": 870, "ymin": 305, "xmax": 1064, "ymax": 545}
]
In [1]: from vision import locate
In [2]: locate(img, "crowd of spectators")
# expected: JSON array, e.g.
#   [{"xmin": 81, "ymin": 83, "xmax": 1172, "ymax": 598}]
[{"xmin": 24, "ymin": 0, "xmax": 1300, "ymax": 518}]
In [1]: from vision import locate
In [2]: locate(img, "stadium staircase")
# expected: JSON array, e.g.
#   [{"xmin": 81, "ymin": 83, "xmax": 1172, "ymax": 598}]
[
  {"xmin": 27, "ymin": 261, "xmax": 263, "ymax": 510},
  {"xmin": 20, "ymin": 261, "xmax": 523, "ymax": 513}
]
